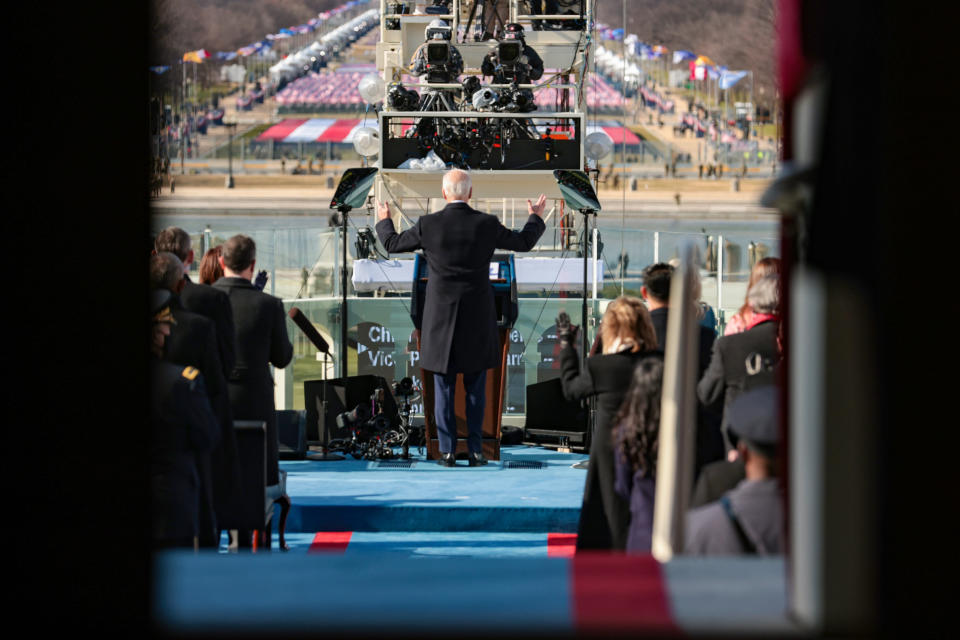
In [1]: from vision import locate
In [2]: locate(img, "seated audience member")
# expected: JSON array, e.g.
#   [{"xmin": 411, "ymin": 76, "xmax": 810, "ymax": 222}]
[
  {"xmin": 723, "ymin": 257, "xmax": 781, "ymax": 336},
  {"xmin": 641, "ymin": 262, "xmax": 724, "ymax": 478},
  {"xmin": 199, "ymin": 245, "xmax": 224, "ymax": 285},
  {"xmin": 685, "ymin": 386, "xmax": 783, "ymax": 555},
  {"xmin": 612, "ymin": 356, "xmax": 665, "ymax": 553},
  {"xmin": 698, "ymin": 274, "xmax": 780, "ymax": 454},
  {"xmin": 149, "ymin": 289, "xmax": 220, "ymax": 550},
  {"xmin": 558, "ymin": 296, "xmax": 659, "ymax": 550}
]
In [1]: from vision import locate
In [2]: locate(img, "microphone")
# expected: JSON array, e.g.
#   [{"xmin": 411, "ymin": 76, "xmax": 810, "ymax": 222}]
[{"xmin": 288, "ymin": 307, "xmax": 330, "ymax": 355}]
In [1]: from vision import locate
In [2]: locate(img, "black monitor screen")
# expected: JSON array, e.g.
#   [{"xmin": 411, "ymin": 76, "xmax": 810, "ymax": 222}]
[{"xmin": 330, "ymin": 167, "xmax": 378, "ymax": 210}]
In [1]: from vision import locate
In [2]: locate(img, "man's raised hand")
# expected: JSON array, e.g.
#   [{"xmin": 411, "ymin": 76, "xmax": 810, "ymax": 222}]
[
  {"xmin": 527, "ymin": 193, "xmax": 547, "ymax": 218},
  {"xmin": 377, "ymin": 201, "xmax": 391, "ymax": 221}
]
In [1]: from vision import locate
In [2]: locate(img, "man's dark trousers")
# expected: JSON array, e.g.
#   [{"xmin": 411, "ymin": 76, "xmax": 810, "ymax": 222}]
[{"xmin": 434, "ymin": 371, "xmax": 486, "ymax": 454}]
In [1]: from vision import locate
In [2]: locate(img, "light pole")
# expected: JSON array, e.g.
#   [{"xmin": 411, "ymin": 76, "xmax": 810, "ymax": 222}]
[{"xmin": 225, "ymin": 118, "xmax": 236, "ymax": 188}]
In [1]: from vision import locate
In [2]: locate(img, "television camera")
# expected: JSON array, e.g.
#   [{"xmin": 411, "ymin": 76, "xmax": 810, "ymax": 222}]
[{"xmin": 327, "ymin": 380, "xmax": 421, "ymax": 460}]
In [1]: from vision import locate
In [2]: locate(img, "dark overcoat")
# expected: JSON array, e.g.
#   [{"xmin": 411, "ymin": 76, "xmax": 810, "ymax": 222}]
[
  {"xmin": 697, "ymin": 319, "xmax": 779, "ymax": 447},
  {"xmin": 150, "ymin": 360, "xmax": 220, "ymax": 543},
  {"xmin": 176, "ymin": 277, "xmax": 241, "ymax": 528},
  {"xmin": 180, "ymin": 275, "xmax": 236, "ymax": 375},
  {"xmin": 376, "ymin": 202, "xmax": 545, "ymax": 374},
  {"xmin": 212, "ymin": 276, "xmax": 293, "ymax": 486},
  {"xmin": 650, "ymin": 307, "xmax": 725, "ymax": 476},
  {"xmin": 163, "ymin": 296, "xmax": 239, "ymax": 542},
  {"xmin": 560, "ymin": 345, "xmax": 659, "ymax": 550}
]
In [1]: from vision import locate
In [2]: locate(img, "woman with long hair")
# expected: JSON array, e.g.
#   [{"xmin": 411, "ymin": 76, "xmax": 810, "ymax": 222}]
[
  {"xmin": 198, "ymin": 245, "xmax": 224, "ymax": 285},
  {"xmin": 557, "ymin": 295, "xmax": 659, "ymax": 550},
  {"xmin": 612, "ymin": 356, "xmax": 664, "ymax": 552},
  {"xmin": 723, "ymin": 257, "xmax": 781, "ymax": 336}
]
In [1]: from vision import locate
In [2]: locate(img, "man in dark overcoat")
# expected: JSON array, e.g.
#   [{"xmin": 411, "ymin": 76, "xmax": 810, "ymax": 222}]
[
  {"xmin": 213, "ymin": 234, "xmax": 293, "ymax": 490},
  {"xmin": 697, "ymin": 273, "xmax": 781, "ymax": 453},
  {"xmin": 375, "ymin": 169, "xmax": 546, "ymax": 466},
  {"xmin": 154, "ymin": 227, "xmax": 240, "ymax": 536},
  {"xmin": 150, "ymin": 252, "xmax": 227, "ymax": 547},
  {"xmin": 640, "ymin": 262, "xmax": 723, "ymax": 479}
]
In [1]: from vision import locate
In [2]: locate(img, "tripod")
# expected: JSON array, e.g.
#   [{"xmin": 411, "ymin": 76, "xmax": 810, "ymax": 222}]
[
  {"xmin": 418, "ymin": 88, "xmax": 458, "ymax": 112},
  {"xmin": 394, "ymin": 393, "xmax": 419, "ymax": 459},
  {"xmin": 464, "ymin": 0, "xmax": 508, "ymax": 42}
]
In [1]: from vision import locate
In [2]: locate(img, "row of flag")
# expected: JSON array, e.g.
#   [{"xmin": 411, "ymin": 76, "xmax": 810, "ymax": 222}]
[
  {"xmin": 599, "ymin": 24, "xmax": 751, "ymax": 90},
  {"xmin": 151, "ymin": 0, "xmax": 372, "ymax": 74}
]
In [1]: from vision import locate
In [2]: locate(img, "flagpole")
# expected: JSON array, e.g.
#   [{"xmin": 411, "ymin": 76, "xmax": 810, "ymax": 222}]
[{"xmin": 180, "ymin": 60, "xmax": 185, "ymax": 175}]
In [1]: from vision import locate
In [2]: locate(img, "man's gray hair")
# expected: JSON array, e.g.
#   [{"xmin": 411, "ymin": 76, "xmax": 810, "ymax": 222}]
[
  {"xmin": 747, "ymin": 273, "xmax": 780, "ymax": 315},
  {"xmin": 150, "ymin": 252, "xmax": 184, "ymax": 291},
  {"xmin": 442, "ymin": 169, "xmax": 471, "ymax": 201}
]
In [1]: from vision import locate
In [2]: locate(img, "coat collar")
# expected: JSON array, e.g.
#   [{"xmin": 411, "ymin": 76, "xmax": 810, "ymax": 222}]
[
  {"xmin": 441, "ymin": 201, "xmax": 474, "ymax": 213},
  {"xmin": 214, "ymin": 276, "xmax": 255, "ymax": 290}
]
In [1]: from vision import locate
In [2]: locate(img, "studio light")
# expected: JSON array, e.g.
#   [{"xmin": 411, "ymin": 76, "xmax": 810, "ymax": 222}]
[
  {"xmin": 353, "ymin": 127, "xmax": 380, "ymax": 157},
  {"xmin": 357, "ymin": 73, "xmax": 386, "ymax": 104},
  {"xmin": 584, "ymin": 131, "xmax": 614, "ymax": 160}
]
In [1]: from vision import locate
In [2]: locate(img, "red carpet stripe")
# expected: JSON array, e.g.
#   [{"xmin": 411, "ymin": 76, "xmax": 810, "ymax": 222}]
[
  {"xmin": 316, "ymin": 119, "xmax": 361, "ymax": 142},
  {"xmin": 547, "ymin": 533, "xmax": 578, "ymax": 557},
  {"xmin": 308, "ymin": 531, "xmax": 353, "ymax": 554},
  {"xmin": 256, "ymin": 118, "xmax": 309, "ymax": 141},
  {"xmin": 571, "ymin": 552, "xmax": 679, "ymax": 634}
]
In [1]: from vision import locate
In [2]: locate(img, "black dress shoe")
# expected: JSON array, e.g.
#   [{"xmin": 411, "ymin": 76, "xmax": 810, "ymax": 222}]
[
  {"xmin": 438, "ymin": 453, "xmax": 456, "ymax": 467},
  {"xmin": 468, "ymin": 452, "xmax": 488, "ymax": 466}
]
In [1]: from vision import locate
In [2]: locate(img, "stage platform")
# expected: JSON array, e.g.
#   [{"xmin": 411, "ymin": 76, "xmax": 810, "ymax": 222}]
[
  {"xmin": 274, "ymin": 445, "xmax": 590, "ymax": 539},
  {"xmin": 151, "ymin": 445, "xmax": 797, "ymax": 635}
]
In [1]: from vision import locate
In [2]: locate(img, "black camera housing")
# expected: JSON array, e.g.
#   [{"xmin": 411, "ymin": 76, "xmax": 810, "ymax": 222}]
[
  {"xmin": 387, "ymin": 83, "xmax": 420, "ymax": 111},
  {"xmin": 497, "ymin": 41, "xmax": 522, "ymax": 65},
  {"xmin": 426, "ymin": 41, "xmax": 450, "ymax": 65}
]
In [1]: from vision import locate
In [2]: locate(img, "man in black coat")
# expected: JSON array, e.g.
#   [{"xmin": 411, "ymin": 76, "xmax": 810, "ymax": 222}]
[
  {"xmin": 640, "ymin": 262, "xmax": 724, "ymax": 478},
  {"xmin": 149, "ymin": 290, "xmax": 221, "ymax": 549},
  {"xmin": 150, "ymin": 252, "xmax": 232, "ymax": 547},
  {"xmin": 154, "ymin": 228, "xmax": 241, "ymax": 542},
  {"xmin": 698, "ymin": 274, "xmax": 781, "ymax": 452},
  {"xmin": 213, "ymin": 234, "xmax": 293, "ymax": 488},
  {"xmin": 375, "ymin": 169, "xmax": 546, "ymax": 466}
]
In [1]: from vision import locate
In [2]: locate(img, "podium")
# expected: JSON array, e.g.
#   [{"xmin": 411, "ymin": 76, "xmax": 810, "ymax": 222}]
[{"xmin": 413, "ymin": 253, "xmax": 518, "ymax": 461}]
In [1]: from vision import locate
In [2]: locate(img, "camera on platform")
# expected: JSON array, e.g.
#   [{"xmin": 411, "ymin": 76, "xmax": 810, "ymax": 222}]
[
  {"xmin": 472, "ymin": 87, "xmax": 499, "ymax": 110},
  {"xmin": 392, "ymin": 377, "xmax": 417, "ymax": 399},
  {"xmin": 426, "ymin": 41, "xmax": 450, "ymax": 65},
  {"xmin": 388, "ymin": 82, "xmax": 420, "ymax": 111},
  {"xmin": 497, "ymin": 41, "xmax": 522, "ymax": 66}
]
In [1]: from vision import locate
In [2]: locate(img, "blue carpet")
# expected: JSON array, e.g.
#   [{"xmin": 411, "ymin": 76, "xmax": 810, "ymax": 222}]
[
  {"xmin": 278, "ymin": 445, "xmax": 589, "ymax": 533},
  {"xmin": 155, "ymin": 551, "xmax": 574, "ymax": 634}
]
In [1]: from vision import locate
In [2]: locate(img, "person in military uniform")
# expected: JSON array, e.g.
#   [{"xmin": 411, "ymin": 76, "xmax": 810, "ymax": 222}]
[
  {"xmin": 149, "ymin": 290, "xmax": 221, "ymax": 549},
  {"xmin": 684, "ymin": 385, "xmax": 784, "ymax": 555},
  {"xmin": 153, "ymin": 229, "xmax": 242, "ymax": 542}
]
